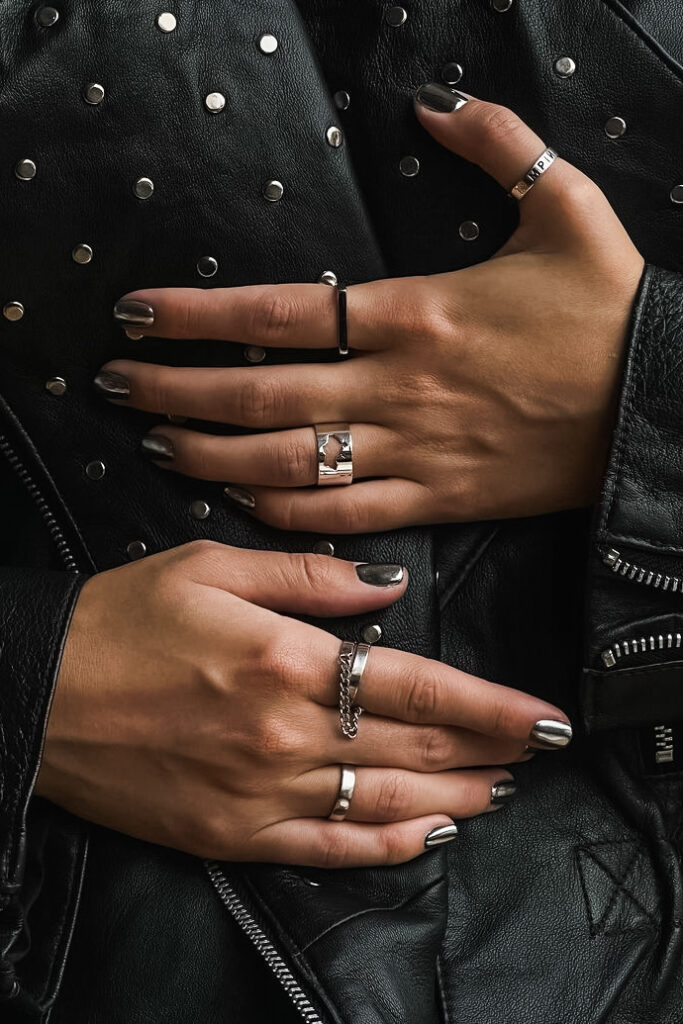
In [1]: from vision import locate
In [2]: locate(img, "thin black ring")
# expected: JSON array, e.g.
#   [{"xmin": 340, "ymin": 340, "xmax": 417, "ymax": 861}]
[{"xmin": 337, "ymin": 285, "xmax": 349, "ymax": 357}]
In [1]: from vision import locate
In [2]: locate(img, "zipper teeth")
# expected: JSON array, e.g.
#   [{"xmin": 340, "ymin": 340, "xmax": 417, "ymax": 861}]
[
  {"xmin": 205, "ymin": 861, "xmax": 323, "ymax": 1024},
  {"xmin": 603, "ymin": 548, "xmax": 683, "ymax": 593},
  {"xmin": 0, "ymin": 434, "xmax": 77, "ymax": 572},
  {"xmin": 601, "ymin": 631, "xmax": 683, "ymax": 668}
]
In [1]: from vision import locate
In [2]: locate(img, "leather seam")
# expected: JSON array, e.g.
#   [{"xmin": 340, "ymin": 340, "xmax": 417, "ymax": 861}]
[{"xmin": 599, "ymin": 0, "xmax": 683, "ymax": 85}]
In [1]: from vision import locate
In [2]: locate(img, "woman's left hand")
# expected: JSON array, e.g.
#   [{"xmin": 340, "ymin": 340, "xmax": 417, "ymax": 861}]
[{"xmin": 97, "ymin": 85, "xmax": 644, "ymax": 533}]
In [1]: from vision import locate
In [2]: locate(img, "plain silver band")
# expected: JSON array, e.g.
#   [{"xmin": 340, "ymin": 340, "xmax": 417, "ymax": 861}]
[
  {"xmin": 315, "ymin": 422, "xmax": 353, "ymax": 486},
  {"xmin": 328, "ymin": 764, "xmax": 357, "ymax": 821},
  {"xmin": 509, "ymin": 147, "xmax": 558, "ymax": 200},
  {"xmin": 348, "ymin": 642, "xmax": 371, "ymax": 703}
]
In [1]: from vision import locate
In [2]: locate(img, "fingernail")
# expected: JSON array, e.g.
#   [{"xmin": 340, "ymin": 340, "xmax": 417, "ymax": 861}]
[
  {"xmin": 491, "ymin": 780, "xmax": 517, "ymax": 806},
  {"xmin": 140, "ymin": 434, "xmax": 175, "ymax": 462},
  {"xmin": 113, "ymin": 298, "xmax": 155, "ymax": 326},
  {"xmin": 224, "ymin": 485, "xmax": 256, "ymax": 510},
  {"xmin": 529, "ymin": 719, "xmax": 573, "ymax": 750},
  {"xmin": 93, "ymin": 370, "xmax": 131, "ymax": 400},
  {"xmin": 424, "ymin": 823, "xmax": 458, "ymax": 848},
  {"xmin": 415, "ymin": 82, "xmax": 469, "ymax": 114},
  {"xmin": 355, "ymin": 564, "xmax": 405, "ymax": 587}
]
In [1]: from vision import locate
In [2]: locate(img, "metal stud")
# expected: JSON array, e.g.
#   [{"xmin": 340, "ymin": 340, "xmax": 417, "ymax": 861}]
[
  {"xmin": 554, "ymin": 57, "xmax": 575, "ymax": 78},
  {"xmin": 156, "ymin": 12, "xmax": 177, "ymax": 32},
  {"xmin": 84, "ymin": 82, "xmax": 105, "ymax": 105},
  {"xmin": 197, "ymin": 256, "xmax": 218, "ymax": 278},
  {"xmin": 334, "ymin": 90, "xmax": 351, "ymax": 111},
  {"xmin": 45, "ymin": 377, "xmax": 67, "ymax": 396},
  {"xmin": 263, "ymin": 179, "xmax": 284, "ymax": 202},
  {"xmin": 190, "ymin": 499, "xmax": 211, "ymax": 520},
  {"xmin": 670, "ymin": 185, "xmax": 683, "ymax": 205},
  {"xmin": 15, "ymin": 159, "xmax": 37, "ymax": 181},
  {"xmin": 459, "ymin": 220, "xmax": 480, "ymax": 241},
  {"xmin": 318, "ymin": 270, "xmax": 338, "ymax": 287},
  {"xmin": 399, "ymin": 156, "xmax": 420, "ymax": 177},
  {"xmin": 361, "ymin": 623, "xmax": 382, "ymax": 644},
  {"xmin": 72, "ymin": 243, "xmax": 93, "ymax": 265},
  {"xmin": 3, "ymin": 302, "xmax": 24, "ymax": 322},
  {"xmin": 125, "ymin": 329, "xmax": 144, "ymax": 340},
  {"xmin": 134, "ymin": 177, "xmax": 155, "ymax": 200},
  {"xmin": 258, "ymin": 33, "xmax": 278, "ymax": 54},
  {"xmin": 205, "ymin": 92, "xmax": 226, "ymax": 114},
  {"xmin": 244, "ymin": 345, "xmax": 266, "ymax": 364},
  {"xmin": 36, "ymin": 6, "xmax": 59, "ymax": 27},
  {"xmin": 313, "ymin": 540, "xmax": 335, "ymax": 556},
  {"xmin": 326, "ymin": 125, "xmax": 343, "ymax": 148},
  {"xmin": 385, "ymin": 6, "xmax": 408, "ymax": 26},
  {"xmin": 442, "ymin": 62, "xmax": 463, "ymax": 85},
  {"xmin": 490, "ymin": 0, "xmax": 513, "ymax": 10},
  {"xmin": 127, "ymin": 540, "xmax": 148, "ymax": 561},
  {"xmin": 86, "ymin": 460, "xmax": 106, "ymax": 480},
  {"xmin": 604, "ymin": 116, "xmax": 626, "ymax": 139}
]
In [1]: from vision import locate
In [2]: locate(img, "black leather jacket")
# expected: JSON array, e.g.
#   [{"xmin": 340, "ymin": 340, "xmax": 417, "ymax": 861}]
[{"xmin": 1, "ymin": 2, "xmax": 682, "ymax": 1021}]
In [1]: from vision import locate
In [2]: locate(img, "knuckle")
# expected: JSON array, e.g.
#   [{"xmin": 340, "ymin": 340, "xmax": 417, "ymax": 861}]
[
  {"xmin": 273, "ymin": 437, "xmax": 314, "ymax": 484},
  {"xmin": 315, "ymin": 831, "xmax": 353, "ymax": 870},
  {"xmin": 376, "ymin": 825, "xmax": 410, "ymax": 865},
  {"xmin": 182, "ymin": 537, "xmax": 225, "ymax": 565},
  {"xmin": 403, "ymin": 669, "xmax": 439, "ymax": 722},
  {"xmin": 251, "ymin": 711, "xmax": 299, "ymax": 760},
  {"xmin": 257, "ymin": 628, "xmax": 303, "ymax": 694},
  {"xmin": 421, "ymin": 726, "xmax": 455, "ymax": 771},
  {"xmin": 477, "ymin": 104, "xmax": 524, "ymax": 146},
  {"xmin": 374, "ymin": 773, "xmax": 412, "ymax": 821},
  {"xmin": 236, "ymin": 377, "xmax": 277, "ymax": 427},
  {"xmin": 292, "ymin": 552, "xmax": 337, "ymax": 596},
  {"xmin": 251, "ymin": 292, "xmax": 298, "ymax": 342},
  {"xmin": 334, "ymin": 496, "xmax": 372, "ymax": 535}
]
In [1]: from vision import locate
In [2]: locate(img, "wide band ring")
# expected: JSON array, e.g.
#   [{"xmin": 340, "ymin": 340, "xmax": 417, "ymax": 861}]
[
  {"xmin": 508, "ymin": 147, "xmax": 558, "ymax": 200},
  {"xmin": 315, "ymin": 423, "xmax": 353, "ymax": 486},
  {"xmin": 328, "ymin": 764, "xmax": 356, "ymax": 821}
]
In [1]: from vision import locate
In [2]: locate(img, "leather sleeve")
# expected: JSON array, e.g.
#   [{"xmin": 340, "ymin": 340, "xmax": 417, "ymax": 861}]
[
  {"xmin": 583, "ymin": 263, "xmax": 683, "ymax": 731},
  {"xmin": 0, "ymin": 567, "xmax": 87, "ymax": 1000}
]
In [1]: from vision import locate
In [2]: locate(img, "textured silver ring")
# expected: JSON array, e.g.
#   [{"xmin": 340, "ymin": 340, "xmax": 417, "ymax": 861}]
[
  {"xmin": 508, "ymin": 147, "xmax": 558, "ymax": 200},
  {"xmin": 348, "ymin": 642, "xmax": 371, "ymax": 703},
  {"xmin": 328, "ymin": 764, "xmax": 356, "ymax": 821},
  {"xmin": 315, "ymin": 423, "xmax": 353, "ymax": 486},
  {"xmin": 338, "ymin": 640, "xmax": 363, "ymax": 739}
]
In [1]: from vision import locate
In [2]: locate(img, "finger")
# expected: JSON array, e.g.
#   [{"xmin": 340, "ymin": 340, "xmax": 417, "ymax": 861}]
[
  {"xmin": 228, "ymin": 478, "xmax": 430, "ymax": 533},
  {"xmin": 299, "ymin": 766, "xmax": 515, "ymax": 822},
  {"xmin": 245, "ymin": 815, "xmax": 458, "ymax": 869},
  {"xmin": 140, "ymin": 423, "xmax": 398, "ymax": 487}
]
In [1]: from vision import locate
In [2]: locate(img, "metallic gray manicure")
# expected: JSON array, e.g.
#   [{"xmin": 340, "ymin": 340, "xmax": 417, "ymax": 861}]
[
  {"xmin": 140, "ymin": 435, "xmax": 174, "ymax": 462},
  {"xmin": 224, "ymin": 485, "xmax": 256, "ymax": 510},
  {"xmin": 93, "ymin": 370, "xmax": 131, "ymax": 400},
  {"xmin": 491, "ymin": 780, "xmax": 517, "ymax": 806},
  {"xmin": 415, "ymin": 82, "xmax": 469, "ymax": 114},
  {"xmin": 424, "ymin": 823, "xmax": 458, "ymax": 848},
  {"xmin": 113, "ymin": 298, "xmax": 155, "ymax": 326},
  {"xmin": 529, "ymin": 719, "xmax": 573, "ymax": 750},
  {"xmin": 355, "ymin": 564, "xmax": 405, "ymax": 587}
]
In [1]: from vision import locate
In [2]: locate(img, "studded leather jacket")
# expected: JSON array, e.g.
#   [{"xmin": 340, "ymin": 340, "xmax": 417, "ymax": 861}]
[{"xmin": 1, "ymin": 2, "xmax": 682, "ymax": 1022}]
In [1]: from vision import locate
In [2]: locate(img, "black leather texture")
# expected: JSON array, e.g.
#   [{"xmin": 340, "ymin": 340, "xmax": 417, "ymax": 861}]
[{"xmin": 0, "ymin": 1, "xmax": 682, "ymax": 1021}]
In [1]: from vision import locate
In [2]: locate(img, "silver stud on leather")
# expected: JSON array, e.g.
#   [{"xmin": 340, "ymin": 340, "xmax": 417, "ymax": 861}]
[
  {"xmin": 263, "ymin": 179, "xmax": 284, "ymax": 202},
  {"xmin": 318, "ymin": 270, "xmax": 338, "ymax": 287},
  {"xmin": 45, "ymin": 377, "xmax": 67, "ymax": 396},
  {"xmin": 14, "ymin": 159, "xmax": 37, "ymax": 181},
  {"xmin": 156, "ymin": 12, "xmax": 177, "ymax": 32},
  {"xmin": 3, "ymin": 302, "xmax": 24, "ymax": 322},
  {"xmin": 459, "ymin": 220, "xmax": 480, "ymax": 241},
  {"xmin": 399, "ymin": 156, "xmax": 420, "ymax": 177},
  {"xmin": 84, "ymin": 82, "xmax": 105, "ymax": 105},
  {"xmin": 385, "ymin": 6, "xmax": 408, "ymax": 26},
  {"xmin": 258, "ymin": 33, "xmax": 278, "ymax": 54},
  {"xmin": 442, "ymin": 62, "xmax": 463, "ymax": 85},
  {"xmin": 86, "ymin": 460, "xmax": 106, "ymax": 480},
  {"xmin": 205, "ymin": 92, "xmax": 226, "ymax": 114},
  {"xmin": 197, "ymin": 256, "xmax": 218, "ymax": 278},
  {"xmin": 361, "ymin": 623, "xmax": 382, "ymax": 644},
  {"xmin": 490, "ymin": 0, "xmax": 513, "ymax": 10},
  {"xmin": 36, "ymin": 6, "xmax": 60, "ymax": 27},
  {"xmin": 72, "ymin": 244, "xmax": 93, "ymax": 265},
  {"xmin": 604, "ymin": 116, "xmax": 626, "ymax": 139},
  {"xmin": 326, "ymin": 126, "xmax": 344, "ymax": 148},
  {"xmin": 190, "ymin": 500, "xmax": 211, "ymax": 520},
  {"xmin": 334, "ymin": 90, "xmax": 351, "ymax": 111},
  {"xmin": 244, "ymin": 345, "xmax": 266, "ymax": 364},
  {"xmin": 670, "ymin": 184, "xmax": 683, "ymax": 205},
  {"xmin": 127, "ymin": 540, "xmax": 148, "ymax": 561},
  {"xmin": 313, "ymin": 540, "xmax": 335, "ymax": 556},
  {"xmin": 134, "ymin": 177, "xmax": 155, "ymax": 200},
  {"xmin": 554, "ymin": 57, "xmax": 576, "ymax": 78}
]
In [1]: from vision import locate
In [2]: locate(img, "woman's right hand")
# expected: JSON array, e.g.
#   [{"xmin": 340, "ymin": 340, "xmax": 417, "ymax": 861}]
[{"xmin": 35, "ymin": 541, "xmax": 571, "ymax": 868}]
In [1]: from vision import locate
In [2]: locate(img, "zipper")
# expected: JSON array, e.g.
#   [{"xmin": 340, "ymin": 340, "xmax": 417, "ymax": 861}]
[
  {"xmin": 601, "ymin": 631, "xmax": 683, "ymax": 668},
  {"xmin": 204, "ymin": 861, "xmax": 324, "ymax": 1024},
  {"xmin": 0, "ymin": 433, "xmax": 78, "ymax": 571},
  {"xmin": 602, "ymin": 548, "xmax": 683, "ymax": 594}
]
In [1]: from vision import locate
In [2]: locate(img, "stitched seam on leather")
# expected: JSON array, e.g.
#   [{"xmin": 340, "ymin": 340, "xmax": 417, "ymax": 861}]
[
  {"xmin": 586, "ymin": 661, "xmax": 683, "ymax": 684},
  {"xmin": 435, "ymin": 955, "xmax": 451, "ymax": 1024},
  {"xmin": 599, "ymin": 0, "xmax": 683, "ymax": 84},
  {"xmin": 438, "ymin": 526, "xmax": 500, "ymax": 613},
  {"xmin": 577, "ymin": 842, "xmax": 655, "ymax": 932}
]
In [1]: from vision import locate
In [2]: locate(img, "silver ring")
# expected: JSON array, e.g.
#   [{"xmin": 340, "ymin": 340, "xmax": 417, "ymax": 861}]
[
  {"xmin": 348, "ymin": 642, "xmax": 371, "ymax": 703},
  {"xmin": 315, "ymin": 422, "xmax": 353, "ymax": 486},
  {"xmin": 338, "ymin": 640, "xmax": 363, "ymax": 739},
  {"xmin": 508, "ymin": 147, "xmax": 558, "ymax": 200},
  {"xmin": 328, "ymin": 764, "xmax": 356, "ymax": 821}
]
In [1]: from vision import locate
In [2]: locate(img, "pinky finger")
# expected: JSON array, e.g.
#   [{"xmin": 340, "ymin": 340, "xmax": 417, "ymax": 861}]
[{"xmin": 246, "ymin": 815, "xmax": 458, "ymax": 869}]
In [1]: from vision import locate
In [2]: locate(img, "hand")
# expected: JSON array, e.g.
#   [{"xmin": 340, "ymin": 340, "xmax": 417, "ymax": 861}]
[
  {"xmin": 95, "ymin": 85, "xmax": 644, "ymax": 533},
  {"xmin": 36, "ymin": 541, "xmax": 570, "ymax": 867}
]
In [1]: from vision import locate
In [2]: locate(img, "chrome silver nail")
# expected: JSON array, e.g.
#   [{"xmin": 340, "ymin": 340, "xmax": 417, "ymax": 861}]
[
  {"xmin": 140, "ymin": 435, "xmax": 174, "ymax": 461},
  {"xmin": 93, "ymin": 370, "xmax": 131, "ymax": 400},
  {"xmin": 355, "ymin": 563, "xmax": 405, "ymax": 587},
  {"xmin": 415, "ymin": 82, "xmax": 469, "ymax": 114},
  {"xmin": 491, "ymin": 780, "xmax": 517, "ymax": 805},
  {"xmin": 224, "ymin": 485, "xmax": 256, "ymax": 510},
  {"xmin": 424, "ymin": 823, "xmax": 458, "ymax": 848},
  {"xmin": 529, "ymin": 720, "xmax": 573, "ymax": 750},
  {"xmin": 113, "ymin": 299, "xmax": 155, "ymax": 326}
]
